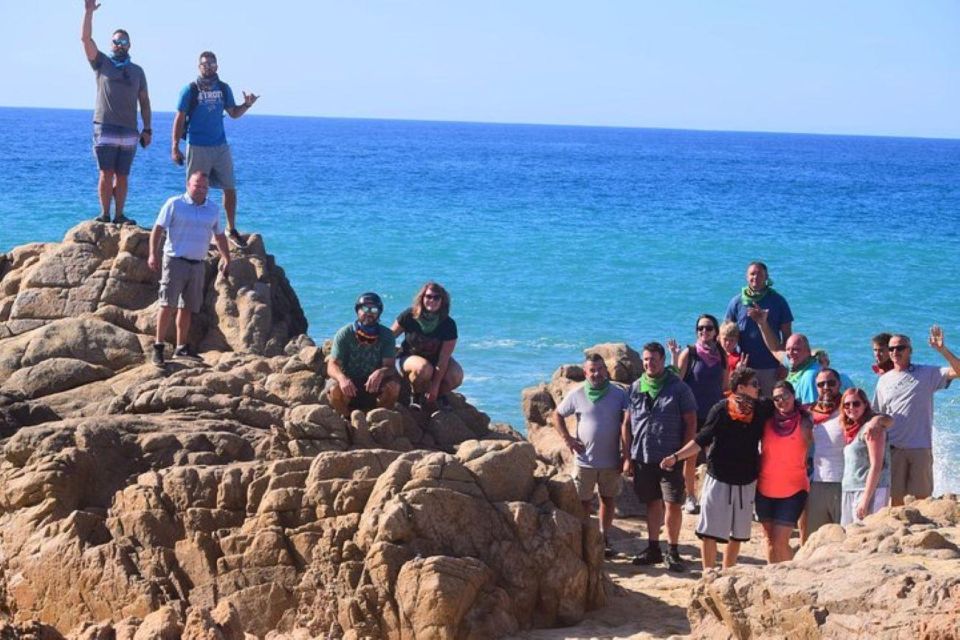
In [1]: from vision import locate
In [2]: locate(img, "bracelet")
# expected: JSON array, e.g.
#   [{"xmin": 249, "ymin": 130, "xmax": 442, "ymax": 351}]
[
  {"xmin": 672, "ymin": 453, "xmax": 679, "ymax": 462},
  {"xmin": 142, "ymin": 128, "xmax": 152, "ymax": 134}
]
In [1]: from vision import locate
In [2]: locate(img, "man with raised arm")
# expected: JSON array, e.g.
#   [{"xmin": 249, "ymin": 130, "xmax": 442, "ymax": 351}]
[
  {"xmin": 874, "ymin": 327, "xmax": 960, "ymax": 506},
  {"xmin": 553, "ymin": 353, "xmax": 630, "ymax": 557},
  {"xmin": 148, "ymin": 171, "xmax": 230, "ymax": 366},
  {"xmin": 81, "ymin": 0, "xmax": 151, "ymax": 225},
  {"xmin": 171, "ymin": 51, "xmax": 259, "ymax": 249}
]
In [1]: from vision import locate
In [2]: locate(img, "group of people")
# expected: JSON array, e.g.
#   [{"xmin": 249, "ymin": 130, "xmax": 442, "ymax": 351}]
[
  {"xmin": 556, "ymin": 261, "xmax": 959, "ymax": 572},
  {"xmin": 83, "ymin": 0, "xmax": 256, "ymax": 248}
]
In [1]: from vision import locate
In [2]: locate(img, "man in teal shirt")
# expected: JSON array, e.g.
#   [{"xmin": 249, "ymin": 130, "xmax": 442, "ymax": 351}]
[{"xmin": 326, "ymin": 292, "xmax": 401, "ymax": 417}]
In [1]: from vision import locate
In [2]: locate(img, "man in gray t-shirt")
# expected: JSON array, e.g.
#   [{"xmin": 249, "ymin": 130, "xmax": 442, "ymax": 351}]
[
  {"xmin": 82, "ymin": 0, "xmax": 152, "ymax": 225},
  {"xmin": 553, "ymin": 353, "xmax": 629, "ymax": 555},
  {"xmin": 873, "ymin": 327, "xmax": 960, "ymax": 505}
]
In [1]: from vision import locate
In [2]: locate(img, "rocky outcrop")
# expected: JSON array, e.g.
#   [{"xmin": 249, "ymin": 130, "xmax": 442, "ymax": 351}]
[
  {"xmin": 0, "ymin": 224, "xmax": 604, "ymax": 639},
  {"xmin": 689, "ymin": 496, "xmax": 960, "ymax": 639}
]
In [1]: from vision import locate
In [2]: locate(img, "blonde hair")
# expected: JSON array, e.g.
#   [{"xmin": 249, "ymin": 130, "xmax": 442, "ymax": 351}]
[{"xmin": 719, "ymin": 321, "xmax": 740, "ymax": 340}]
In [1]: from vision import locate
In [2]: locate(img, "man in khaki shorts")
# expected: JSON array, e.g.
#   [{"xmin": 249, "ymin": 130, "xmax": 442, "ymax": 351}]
[
  {"xmin": 148, "ymin": 171, "xmax": 231, "ymax": 366},
  {"xmin": 873, "ymin": 327, "xmax": 960, "ymax": 505},
  {"xmin": 553, "ymin": 353, "xmax": 629, "ymax": 557}
]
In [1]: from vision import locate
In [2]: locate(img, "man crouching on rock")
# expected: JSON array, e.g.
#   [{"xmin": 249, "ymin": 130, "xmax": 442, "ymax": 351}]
[
  {"xmin": 326, "ymin": 292, "xmax": 401, "ymax": 417},
  {"xmin": 148, "ymin": 171, "xmax": 230, "ymax": 366}
]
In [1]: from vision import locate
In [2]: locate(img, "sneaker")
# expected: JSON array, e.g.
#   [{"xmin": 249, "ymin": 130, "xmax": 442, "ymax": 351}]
[
  {"xmin": 631, "ymin": 545, "xmax": 663, "ymax": 566},
  {"xmin": 95, "ymin": 213, "xmax": 111, "ymax": 223},
  {"xmin": 408, "ymin": 393, "xmax": 424, "ymax": 410},
  {"xmin": 227, "ymin": 228, "xmax": 248, "ymax": 249},
  {"xmin": 173, "ymin": 344, "xmax": 202, "ymax": 361},
  {"xmin": 151, "ymin": 343, "xmax": 165, "ymax": 367},
  {"xmin": 113, "ymin": 215, "xmax": 136, "ymax": 226},
  {"xmin": 683, "ymin": 496, "xmax": 700, "ymax": 515},
  {"xmin": 665, "ymin": 547, "xmax": 685, "ymax": 573}
]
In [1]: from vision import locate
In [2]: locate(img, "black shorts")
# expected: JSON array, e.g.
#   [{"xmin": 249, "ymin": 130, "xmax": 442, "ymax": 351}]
[
  {"xmin": 755, "ymin": 489, "xmax": 808, "ymax": 527},
  {"xmin": 632, "ymin": 461, "xmax": 685, "ymax": 504}
]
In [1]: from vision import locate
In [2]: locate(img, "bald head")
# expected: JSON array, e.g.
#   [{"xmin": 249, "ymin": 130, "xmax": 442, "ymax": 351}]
[{"xmin": 785, "ymin": 333, "xmax": 811, "ymax": 367}]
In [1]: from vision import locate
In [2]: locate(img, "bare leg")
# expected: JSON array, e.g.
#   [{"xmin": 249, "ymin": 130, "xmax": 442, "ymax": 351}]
[
  {"xmin": 224, "ymin": 188, "xmax": 237, "ymax": 231},
  {"xmin": 761, "ymin": 521, "xmax": 777, "ymax": 564},
  {"xmin": 798, "ymin": 507, "xmax": 809, "ymax": 544},
  {"xmin": 377, "ymin": 379, "xmax": 400, "ymax": 410},
  {"xmin": 155, "ymin": 305, "xmax": 175, "ymax": 343},
  {"xmin": 723, "ymin": 540, "xmax": 742, "ymax": 569},
  {"xmin": 98, "ymin": 170, "xmax": 115, "ymax": 217},
  {"xmin": 113, "ymin": 174, "xmax": 129, "ymax": 218},
  {"xmin": 684, "ymin": 458, "xmax": 697, "ymax": 505},
  {"xmin": 646, "ymin": 500, "xmax": 664, "ymax": 543},
  {"xmin": 665, "ymin": 501, "xmax": 683, "ymax": 545},
  {"xmin": 328, "ymin": 383, "xmax": 350, "ymax": 418},
  {"xmin": 701, "ymin": 538, "xmax": 717, "ymax": 570},
  {"xmin": 175, "ymin": 308, "xmax": 192, "ymax": 347},
  {"xmin": 403, "ymin": 356, "xmax": 434, "ymax": 393},
  {"xmin": 439, "ymin": 358, "xmax": 465, "ymax": 394},
  {"xmin": 772, "ymin": 525, "xmax": 794, "ymax": 563},
  {"xmin": 598, "ymin": 495, "xmax": 616, "ymax": 535}
]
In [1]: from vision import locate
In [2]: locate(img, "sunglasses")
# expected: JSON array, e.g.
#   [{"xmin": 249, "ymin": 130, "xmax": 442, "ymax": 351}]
[
  {"xmin": 358, "ymin": 305, "xmax": 380, "ymax": 315},
  {"xmin": 199, "ymin": 61, "xmax": 218, "ymax": 68},
  {"xmin": 696, "ymin": 325, "xmax": 716, "ymax": 332},
  {"xmin": 888, "ymin": 345, "xmax": 910, "ymax": 352},
  {"xmin": 112, "ymin": 38, "xmax": 130, "ymax": 46},
  {"xmin": 772, "ymin": 394, "xmax": 791, "ymax": 402},
  {"xmin": 843, "ymin": 400, "xmax": 863, "ymax": 409},
  {"xmin": 816, "ymin": 380, "xmax": 838, "ymax": 388},
  {"xmin": 423, "ymin": 294, "xmax": 440, "ymax": 301},
  {"xmin": 748, "ymin": 380, "xmax": 760, "ymax": 388}
]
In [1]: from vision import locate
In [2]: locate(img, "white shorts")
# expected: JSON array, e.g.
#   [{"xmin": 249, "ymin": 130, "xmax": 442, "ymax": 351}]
[{"xmin": 840, "ymin": 487, "xmax": 890, "ymax": 525}]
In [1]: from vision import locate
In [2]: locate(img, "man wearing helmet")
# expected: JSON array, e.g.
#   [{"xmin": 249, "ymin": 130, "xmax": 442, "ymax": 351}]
[{"xmin": 326, "ymin": 292, "xmax": 401, "ymax": 417}]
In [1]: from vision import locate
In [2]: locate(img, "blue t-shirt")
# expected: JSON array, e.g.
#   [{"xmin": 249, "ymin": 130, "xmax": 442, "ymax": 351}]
[
  {"xmin": 725, "ymin": 290, "xmax": 794, "ymax": 370},
  {"xmin": 177, "ymin": 81, "xmax": 236, "ymax": 147}
]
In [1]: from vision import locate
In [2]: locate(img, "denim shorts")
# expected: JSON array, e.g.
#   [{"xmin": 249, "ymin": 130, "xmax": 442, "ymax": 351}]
[{"xmin": 755, "ymin": 489, "xmax": 808, "ymax": 527}]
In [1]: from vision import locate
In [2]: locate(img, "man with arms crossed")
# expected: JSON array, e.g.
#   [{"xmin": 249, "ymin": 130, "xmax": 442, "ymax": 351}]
[
  {"xmin": 874, "ymin": 327, "xmax": 960, "ymax": 506},
  {"xmin": 82, "ymin": 0, "xmax": 151, "ymax": 225},
  {"xmin": 623, "ymin": 342, "xmax": 697, "ymax": 572},
  {"xmin": 553, "ymin": 353, "xmax": 629, "ymax": 558},
  {"xmin": 148, "ymin": 171, "xmax": 230, "ymax": 366},
  {"xmin": 172, "ymin": 51, "xmax": 258, "ymax": 248}
]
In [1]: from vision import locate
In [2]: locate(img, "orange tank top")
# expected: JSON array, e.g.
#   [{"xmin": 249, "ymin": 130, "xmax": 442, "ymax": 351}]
[{"xmin": 758, "ymin": 416, "xmax": 810, "ymax": 498}]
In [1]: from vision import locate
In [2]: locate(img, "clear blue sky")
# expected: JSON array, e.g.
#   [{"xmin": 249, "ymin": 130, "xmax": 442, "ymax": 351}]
[{"xmin": 1, "ymin": 1, "xmax": 957, "ymax": 138}]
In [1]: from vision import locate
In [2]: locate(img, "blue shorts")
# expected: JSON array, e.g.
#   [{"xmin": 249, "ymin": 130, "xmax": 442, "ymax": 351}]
[
  {"xmin": 93, "ymin": 123, "xmax": 138, "ymax": 175},
  {"xmin": 755, "ymin": 489, "xmax": 808, "ymax": 527}
]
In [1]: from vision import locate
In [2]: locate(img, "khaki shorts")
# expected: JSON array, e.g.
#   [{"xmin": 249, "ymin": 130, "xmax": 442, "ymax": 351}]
[
  {"xmin": 573, "ymin": 466, "xmax": 622, "ymax": 500},
  {"xmin": 890, "ymin": 447, "xmax": 934, "ymax": 501},
  {"xmin": 158, "ymin": 256, "xmax": 206, "ymax": 313},
  {"xmin": 806, "ymin": 481, "xmax": 842, "ymax": 534}
]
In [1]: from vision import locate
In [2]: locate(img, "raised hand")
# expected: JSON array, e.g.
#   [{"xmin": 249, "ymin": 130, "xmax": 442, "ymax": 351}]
[
  {"xmin": 746, "ymin": 305, "xmax": 769, "ymax": 324},
  {"xmin": 242, "ymin": 91, "xmax": 259, "ymax": 108},
  {"xmin": 667, "ymin": 338, "xmax": 681, "ymax": 359},
  {"xmin": 929, "ymin": 325, "xmax": 946, "ymax": 351},
  {"xmin": 85, "ymin": 0, "xmax": 101, "ymax": 11}
]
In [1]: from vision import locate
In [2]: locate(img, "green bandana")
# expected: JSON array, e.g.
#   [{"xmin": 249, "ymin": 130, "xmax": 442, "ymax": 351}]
[
  {"xmin": 640, "ymin": 371, "xmax": 669, "ymax": 400},
  {"xmin": 415, "ymin": 312, "xmax": 440, "ymax": 334},
  {"xmin": 786, "ymin": 355, "xmax": 818, "ymax": 385},
  {"xmin": 584, "ymin": 379, "xmax": 610, "ymax": 403},
  {"xmin": 740, "ymin": 280, "xmax": 775, "ymax": 306}
]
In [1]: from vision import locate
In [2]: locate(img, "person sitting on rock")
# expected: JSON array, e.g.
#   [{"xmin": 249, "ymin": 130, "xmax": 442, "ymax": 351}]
[
  {"xmin": 148, "ymin": 170, "xmax": 230, "ymax": 366},
  {"xmin": 326, "ymin": 292, "xmax": 401, "ymax": 417},
  {"xmin": 552, "ymin": 353, "xmax": 630, "ymax": 558},
  {"xmin": 391, "ymin": 282, "xmax": 462, "ymax": 412}
]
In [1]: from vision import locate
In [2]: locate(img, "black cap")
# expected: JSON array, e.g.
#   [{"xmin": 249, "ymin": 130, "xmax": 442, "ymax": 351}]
[{"xmin": 355, "ymin": 292, "xmax": 383, "ymax": 314}]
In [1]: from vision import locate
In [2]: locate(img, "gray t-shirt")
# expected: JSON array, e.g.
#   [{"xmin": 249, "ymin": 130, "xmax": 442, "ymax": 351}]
[
  {"xmin": 628, "ymin": 374, "xmax": 697, "ymax": 464},
  {"xmin": 812, "ymin": 414, "xmax": 845, "ymax": 483},
  {"xmin": 873, "ymin": 365, "xmax": 952, "ymax": 449},
  {"xmin": 556, "ymin": 384, "xmax": 628, "ymax": 469},
  {"xmin": 91, "ymin": 51, "xmax": 148, "ymax": 132}
]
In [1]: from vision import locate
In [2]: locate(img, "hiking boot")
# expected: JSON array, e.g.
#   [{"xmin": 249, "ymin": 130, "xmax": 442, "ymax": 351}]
[
  {"xmin": 631, "ymin": 545, "xmax": 663, "ymax": 566},
  {"xmin": 173, "ymin": 344, "xmax": 201, "ymax": 361},
  {"xmin": 151, "ymin": 343, "xmax": 165, "ymax": 367},
  {"xmin": 227, "ymin": 228, "xmax": 248, "ymax": 249},
  {"xmin": 683, "ymin": 496, "xmax": 700, "ymax": 515},
  {"xmin": 95, "ymin": 213, "xmax": 111, "ymax": 223},
  {"xmin": 113, "ymin": 215, "xmax": 136, "ymax": 226},
  {"xmin": 665, "ymin": 547, "xmax": 685, "ymax": 573}
]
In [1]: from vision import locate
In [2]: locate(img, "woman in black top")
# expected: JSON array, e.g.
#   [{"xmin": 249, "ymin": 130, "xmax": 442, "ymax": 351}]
[{"xmin": 391, "ymin": 281, "xmax": 463, "ymax": 410}]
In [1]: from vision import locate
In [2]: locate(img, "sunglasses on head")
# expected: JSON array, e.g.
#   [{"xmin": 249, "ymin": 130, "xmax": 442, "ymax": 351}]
[
  {"xmin": 842, "ymin": 400, "xmax": 863, "ymax": 409},
  {"xmin": 889, "ymin": 345, "xmax": 909, "ymax": 352},
  {"xmin": 816, "ymin": 379, "xmax": 838, "ymax": 388}
]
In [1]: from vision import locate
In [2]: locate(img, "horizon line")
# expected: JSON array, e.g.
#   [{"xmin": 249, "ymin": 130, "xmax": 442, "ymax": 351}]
[{"xmin": 1, "ymin": 104, "xmax": 958, "ymax": 143}]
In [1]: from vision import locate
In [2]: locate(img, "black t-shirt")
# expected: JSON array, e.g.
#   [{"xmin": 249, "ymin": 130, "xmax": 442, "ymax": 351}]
[
  {"xmin": 396, "ymin": 307, "xmax": 458, "ymax": 364},
  {"xmin": 694, "ymin": 398, "xmax": 774, "ymax": 485}
]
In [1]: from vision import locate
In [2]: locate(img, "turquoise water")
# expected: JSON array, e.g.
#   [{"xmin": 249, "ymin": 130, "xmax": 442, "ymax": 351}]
[{"xmin": 2, "ymin": 107, "xmax": 959, "ymax": 491}]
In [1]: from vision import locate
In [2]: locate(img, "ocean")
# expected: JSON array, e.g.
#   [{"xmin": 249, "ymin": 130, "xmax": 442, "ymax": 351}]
[{"xmin": 1, "ymin": 107, "xmax": 959, "ymax": 491}]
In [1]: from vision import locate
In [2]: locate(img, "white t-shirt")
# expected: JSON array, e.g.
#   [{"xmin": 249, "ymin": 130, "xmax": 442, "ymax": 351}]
[
  {"xmin": 873, "ymin": 365, "xmax": 952, "ymax": 449},
  {"xmin": 812, "ymin": 414, "xmax": 845, "ymax": 483}
]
